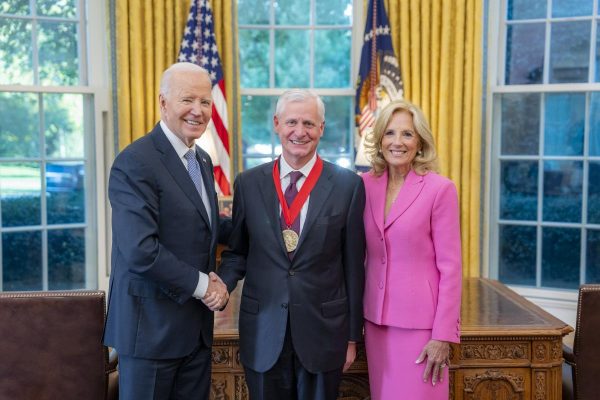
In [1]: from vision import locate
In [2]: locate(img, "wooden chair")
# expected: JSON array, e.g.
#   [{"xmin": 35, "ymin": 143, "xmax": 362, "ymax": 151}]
[
  {"xmin": 563, "ymin": 284, "xmax": 600, "ymax": 400},
  {"xmin": 0, "ymin": 290, "xmax": 118, "ymax": 400}
]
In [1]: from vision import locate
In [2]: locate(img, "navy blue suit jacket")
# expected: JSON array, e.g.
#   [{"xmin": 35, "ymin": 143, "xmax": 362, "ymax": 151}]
[
  {"xmin": 219, "ymin": 160, "xmax": 366, "ymax": 373},
  {"xmin": 103, "ymin": 124, "xmax": 221, "ymax": 359}
]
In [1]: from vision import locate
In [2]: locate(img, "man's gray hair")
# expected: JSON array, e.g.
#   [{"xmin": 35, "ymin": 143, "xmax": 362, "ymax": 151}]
[
  {"xmin": 275, "ymin": 89, "xmax": 325, "ymax": 122},
  {"xmin": 160, "ymin": 62, "xmax": 210, "ymax": 96}
]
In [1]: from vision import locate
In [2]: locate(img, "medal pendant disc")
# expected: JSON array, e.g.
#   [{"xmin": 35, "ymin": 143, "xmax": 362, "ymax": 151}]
[{"xmin": 282, "ymin": 229, "xmax": 299, "ymax": 252}]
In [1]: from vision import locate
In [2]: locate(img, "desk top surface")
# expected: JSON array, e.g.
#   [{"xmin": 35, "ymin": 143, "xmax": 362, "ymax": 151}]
[{"xmin": 214, "ymin": 278, "xmax": 573, "ymax": 338}]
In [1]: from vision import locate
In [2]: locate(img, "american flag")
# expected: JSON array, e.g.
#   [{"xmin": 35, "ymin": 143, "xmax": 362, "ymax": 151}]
[{"xmin": 178, "ymin": 0, "xmax": 231, "ymax": 195}]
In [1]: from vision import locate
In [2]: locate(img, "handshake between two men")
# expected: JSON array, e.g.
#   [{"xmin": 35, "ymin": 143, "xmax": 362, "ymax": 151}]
[{"xmin": 202, "ymin": 272, "xmax": 229, "ymax": 311}]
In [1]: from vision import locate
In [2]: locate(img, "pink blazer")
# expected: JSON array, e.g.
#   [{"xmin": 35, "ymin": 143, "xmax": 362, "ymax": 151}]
[{"xmin": 362, "ymin": 169, "xmax": 462, "ymax": 343}]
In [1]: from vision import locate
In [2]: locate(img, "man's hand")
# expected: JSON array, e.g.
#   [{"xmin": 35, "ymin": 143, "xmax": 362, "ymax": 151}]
[
  {"xmin": 415, "ymin": 339, "xmax": 450, "ymax": 386},
  {"xmin": 202, "ymin": 272, "xmax": 229, "ymax": 311},
  {"xmin": 343, "ymin": 341, "xmax": 357, "ymax": 372}
]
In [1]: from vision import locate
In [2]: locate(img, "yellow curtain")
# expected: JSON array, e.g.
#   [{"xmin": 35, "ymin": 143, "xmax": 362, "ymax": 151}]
[
  {"xmin": 383, "ymin": 0, "xmax": 483, "ymax": 277},
  {"xmin": 115, "ymin": 0, "xmax": 240, "ymax": 159}
]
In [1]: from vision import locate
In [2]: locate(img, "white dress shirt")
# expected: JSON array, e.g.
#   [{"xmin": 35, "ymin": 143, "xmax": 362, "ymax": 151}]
[{"xmin": 278, "ymin": 153, "xmax": 317, "ymax": 235}]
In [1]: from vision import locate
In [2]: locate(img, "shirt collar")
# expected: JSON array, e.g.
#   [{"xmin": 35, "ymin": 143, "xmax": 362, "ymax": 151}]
[
  {"xmin": 279, "ymin": 153, "xmax": 317, "ymax": 179},
  {"xmin": 160, "ymin": 120, "xmax": 194, "ymax": 159}
]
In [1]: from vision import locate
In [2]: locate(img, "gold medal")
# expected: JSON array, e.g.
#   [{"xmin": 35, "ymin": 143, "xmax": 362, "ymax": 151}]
[{"xmin": 282, "ymin": 229, "xmax": 299, "ymax": 252}]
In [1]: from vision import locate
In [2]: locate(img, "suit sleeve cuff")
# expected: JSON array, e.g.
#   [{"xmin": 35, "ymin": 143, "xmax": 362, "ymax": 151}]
[{"xmin": 193, "ymin": 272, "xmax": 209, "ymax": 299}]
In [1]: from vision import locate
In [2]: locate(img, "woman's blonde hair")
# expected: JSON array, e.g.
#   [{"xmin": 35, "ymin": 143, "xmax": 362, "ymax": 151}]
[{"xmin": 364, "ymin": 99, "xmax": 439, "ymax": 176}]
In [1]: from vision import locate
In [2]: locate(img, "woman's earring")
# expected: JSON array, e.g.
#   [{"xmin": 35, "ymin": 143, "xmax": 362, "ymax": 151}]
[{"xmin": 417, "ymin": 150, "xmax": 423, "ymax": 156}]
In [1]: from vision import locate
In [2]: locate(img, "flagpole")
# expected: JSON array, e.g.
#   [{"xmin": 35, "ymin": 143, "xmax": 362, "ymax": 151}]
[{"xmin": 369, "ymin": 0, "xmax": 378, "ymax": 112}]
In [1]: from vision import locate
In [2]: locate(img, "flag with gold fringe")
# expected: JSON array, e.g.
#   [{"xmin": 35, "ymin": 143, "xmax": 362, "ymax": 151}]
[{"xmin": 355, "ymin": 0, "xmax": 403, "ymax": 168}]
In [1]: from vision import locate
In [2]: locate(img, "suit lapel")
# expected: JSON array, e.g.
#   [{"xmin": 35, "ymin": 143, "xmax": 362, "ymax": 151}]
[
  {"xmin": 197, "ymin": 148, "xmax": 217, "ymax": 229},
  {"xmin": 258, "ymin": 163, "xmax": 289, "ymax": 256},
  {"xmin": 296, "ymin": 162, "xmax": 333, "ymax": 251},
  {"xmin": 368, "ymin": 170, "xmax": 387, "ymax": 235},
  {"xmin": 384, "ymin": 169, "xmax": 424, "ymax": 229},
  {"xmin": 151, "ymin": 127, "xmax": 211, "ymax": 228}
]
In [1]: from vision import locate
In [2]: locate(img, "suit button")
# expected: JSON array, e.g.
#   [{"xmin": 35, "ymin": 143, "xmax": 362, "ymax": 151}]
[
  {"xmin": 381, "ymin": 257, "xmax": 386, "ymax": 264},
  {"xmin": 380, "ymin": 236, "xmax": 384, "ymax": 241},
  {"xmin": 378, "ymin": 281, "xmax": 384, "ymax": 289},
  {"xmin": 281, "ymin": 303, "xmax": 288, "ymax": 309},
  {"xmin": 289, "ymin": 270, "xmax": 295, "ymax": 276}
]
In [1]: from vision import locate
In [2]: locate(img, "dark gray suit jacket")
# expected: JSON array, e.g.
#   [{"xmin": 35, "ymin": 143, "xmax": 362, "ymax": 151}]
[
  {"xmin": 219, "ymin": 159, "xmax": 366, "ymax": 373},
  {"xmin": 103, "ymin": 124, "xmax": 223, "ymax": 359}
]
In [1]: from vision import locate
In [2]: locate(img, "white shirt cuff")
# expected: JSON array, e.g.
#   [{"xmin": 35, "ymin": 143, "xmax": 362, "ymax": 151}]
[{"xmin": 193, "ymin": 272, "xmax": 209, "ymax": 298}]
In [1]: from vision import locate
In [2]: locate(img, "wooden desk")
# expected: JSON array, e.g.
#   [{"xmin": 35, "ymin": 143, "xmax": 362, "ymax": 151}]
[
  {"xmin": 449, "ymin": 278, "xmax": 572, "ymax": 400},
  {"xmin": 209, "ymin": 278, "xmax": 572, "ymax": 400}
]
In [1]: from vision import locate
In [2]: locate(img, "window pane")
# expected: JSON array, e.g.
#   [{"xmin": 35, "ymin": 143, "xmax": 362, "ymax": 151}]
[
  {"xmin": 0, "ymin": 92, "xmax": 40, "ymax": 158},
  {"xmin": 549, "ymin": 21, "xmax": 591, "ymax": 83},
  {"xmin": 44, "ymin": 93, "xmax": 84, "ymax": 158},
  {"xmin": 543, "ymin": 160, "xmax": 582, "ymax": 222},
  {"xmin": 587, "ymin": 229, "xmax": 600, "ymax": 283},
  {"xmin": 323, "ymin": 156, "xmax": 352, "ymax": 170},
  {"xmin": 544, "ymin": 93, "xmax": 584, "ymax": 156},
  {"xmin": 2, "ymin": 231, "xmax": 42, "ymax": 291},
  {"xmin": 552, "ymin": 0, "xmax": 592, "ymax": 17},
  {"xmin": 591, "ymin": 93, "xmax": 600, "ymax": 155},
  {"xmin": 596, "ymin": 22, "xmax": 600, "ymax": 82},
  {"xmin": 275, "ymin": 30, "xmax": 309, "ymax": 87},
  {"xmin": 238, "ymin": 0, "xmax": 269, "ymax": 24},
  {"xmin": 314, "ymin": 30, "xmax": 351, "ymax": 88},
  {"xmin": 501, "ymin": 93, "xmax": 540, "ymax": 155},
  {"xmin": 0, "ymin": 0, "xmax": 29, "ymax": 14},
  {"xmin": 542, "ymin": 227, "xmax": 580, "ymax": 289},
  {"xmin": 589, "ymin": 162, "xmax": 600, "ymax": 224},
  {"xmin": 499, "ymin": 225, "xmax": 536, "ymax": 285},
  {"xmin": 316, "ymin": 0, "xmax": 352, "ymax": 25},
  {"xmin": 46, "ymin": 162, "xmax": 85, "ymax": 224},
  {"xmin": 0, "ymin": 163, "xmax": 41, "ymax": 227},
  {"xmin": 500, "ymin": 161, "xmax": 538, "ymax": 220},
  {"xmin": 242, "ymin": 95, "xmax": 276, "ymax": 155},
  {"xmin": 243, "ymin": 157, "xmax": 272, "ymax": 170},
  {"xmin": 239, "ymin": 29, "xmax": 269, "ymax": 88},
  {"xmin": 507, "ymin": 0, "xmax": 546, "ymax": 20},
  {"xmin": 505, "ymin": 23, "xmax": 545, "ymax": 84},
  {"xmin": 0, "ymin": 18, "xmax": 33, "ymax": 85},
  {"xmin": 48, "ymin": 228, "xmax": 85, "ymax": 290},
  {"xmin": 38, "ymin": 21, "xmax": 79, "ymax": 86},
  {"xmin": 320, "ymin": 96, "xmax": 351, "ymax": 154},
  {"xmin": 275, "ymin": 0, "xmax": 309, "ymax": 25},
  {"xmin": 36, "ymin": 0, "xmax": 77, "ymax": 18}
]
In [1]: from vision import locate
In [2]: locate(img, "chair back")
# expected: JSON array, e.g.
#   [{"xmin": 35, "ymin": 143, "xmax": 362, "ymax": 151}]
[
  {"xmin": 573, "ymin": 284, "xmax": 600, "ymax": 399},
  {"xmin": 0, "ymin": 290, "xmax": 109, "ymax": 400}
]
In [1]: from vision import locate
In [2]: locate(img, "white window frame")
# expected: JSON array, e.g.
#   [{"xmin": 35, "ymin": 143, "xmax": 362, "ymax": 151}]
[
  {"xmin": 238, "ymin": 0, "xmax": 363, "ymax": 169},
  {"xmin": 0, "ymin": 0, "xmax": 112, "ymax": 292},
  {"xmin": 484, "ymin": 0, "xmax": 600, "ymax": 326}
]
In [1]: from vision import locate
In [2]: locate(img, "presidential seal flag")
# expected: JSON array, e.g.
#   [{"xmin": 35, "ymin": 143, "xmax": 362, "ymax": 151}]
[
  {"xmin": 178, "ymin": 0, "xmax": 231, "ymax": 195},
  {"xmin": 355, "ymin": 0, "xmax": 403, "ymax": 168}
]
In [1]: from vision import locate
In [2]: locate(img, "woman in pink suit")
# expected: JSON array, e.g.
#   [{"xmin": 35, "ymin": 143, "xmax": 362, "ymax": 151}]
[{"xmin": 362, "ymin": 100, "xmax": 462, "ymax": 399}]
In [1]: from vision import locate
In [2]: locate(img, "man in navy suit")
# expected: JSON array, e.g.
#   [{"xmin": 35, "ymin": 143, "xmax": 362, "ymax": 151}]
[
  {"xmin": 219, "ymin": 90, "xmax": 366, "ymax": 400},
  {"xmin": 103, "ymin": 62, "xmax": 230, "ymax": 400}
]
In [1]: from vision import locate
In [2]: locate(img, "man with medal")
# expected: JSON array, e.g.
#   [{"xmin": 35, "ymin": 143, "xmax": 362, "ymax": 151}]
[{"xmin": 218, "ymin": 89, "xmax": 366, "ymax": 400}]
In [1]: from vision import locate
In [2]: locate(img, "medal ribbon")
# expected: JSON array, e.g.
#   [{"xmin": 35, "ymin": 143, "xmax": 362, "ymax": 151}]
[{"xmin": 273, "ymin": 156, "xmax": 323, "ymax": 228}]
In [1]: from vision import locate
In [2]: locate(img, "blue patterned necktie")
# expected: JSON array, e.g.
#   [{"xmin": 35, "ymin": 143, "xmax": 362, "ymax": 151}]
[{"xmin": 184, "ymin": 149, "xmax": 204, "ymax": 198}]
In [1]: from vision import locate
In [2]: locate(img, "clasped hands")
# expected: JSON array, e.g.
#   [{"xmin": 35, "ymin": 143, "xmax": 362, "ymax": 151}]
[
  {"xmin": 202, "ymin": 272, "xmax": 229, "ymax": 311},
  {"xmin": 415, "ymin": 339, "xmax": 450, "ymax": 386}
]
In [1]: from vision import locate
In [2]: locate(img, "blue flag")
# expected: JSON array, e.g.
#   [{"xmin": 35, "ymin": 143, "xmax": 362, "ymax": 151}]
[{"xmin": 355, "ymin": 0, "xmax": 403, "ymax": 133}]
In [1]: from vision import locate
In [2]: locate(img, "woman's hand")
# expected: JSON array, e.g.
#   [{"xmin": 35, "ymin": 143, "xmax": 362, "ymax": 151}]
[{"xmin": 415, "ymin": 339, "xmax": 450, "ymax": 386}]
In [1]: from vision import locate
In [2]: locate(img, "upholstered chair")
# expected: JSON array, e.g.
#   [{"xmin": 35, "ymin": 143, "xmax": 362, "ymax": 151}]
[{"xmin": 0, "ymin": 290, "xmax": 118, "ymax": 400}]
